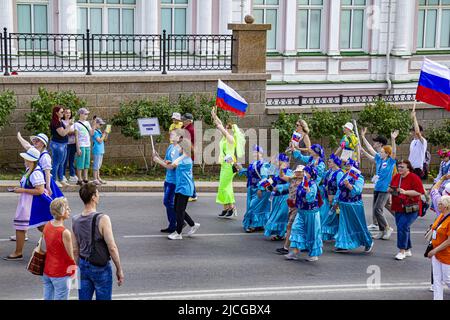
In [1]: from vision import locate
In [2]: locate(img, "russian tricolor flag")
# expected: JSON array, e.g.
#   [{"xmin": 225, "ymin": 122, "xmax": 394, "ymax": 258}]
[
  {"xmin": 216, "ymin": 79, "xmax": 248, "ymax": 117},
  {"xmin": 416, "ymin": 58, "xmax": 450, "ymax": 111}
]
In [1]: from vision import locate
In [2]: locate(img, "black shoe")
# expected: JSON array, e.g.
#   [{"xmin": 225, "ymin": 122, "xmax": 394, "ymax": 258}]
[
  {"xmin": 334, "ymin": 248, "xmax": 349, "ymax": 253},
  {"xmin": 76, "ymin": 180, "xmax": 83, "ymax": 186},
  {"xmin": 218, "ymin": 210, "xmax": 228, "ymax": 218},
  {"xmin": 160, "ymin": 228, "xmax": 175, "ymax": 233},
  {"xmin": 276, "ymin": 248, "xmax": 289, "ymax": 255},
  {"xmin": 224, "ymin": 208, "xmax": 237, "ymax": 219},
  {"xmin": 83, "ymin": 180, "xmax": 89, "ymax": 184}
]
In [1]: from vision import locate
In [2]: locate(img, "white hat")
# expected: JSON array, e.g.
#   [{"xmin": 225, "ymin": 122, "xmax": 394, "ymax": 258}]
[
  {"xmin": 343, "ymin": 122, "xmax": 354, "ymax": 131},
  {"xmin": 30, "ymin": 133, "xmax": 49, "ymax": 147},
  {"xmin": 444, "ymin": 183, "xmax": 450, "ymax": 196},
  {"xmin": 20, "ymin": 147, "xmax": 40, "ymax": 162},
  {"xmin": 294, "ymin": 165, "xmax": 305, "ymax": 173},
  {"xmin": 172, "ymin": 112, "xmax": 181, "ymax": 121}
]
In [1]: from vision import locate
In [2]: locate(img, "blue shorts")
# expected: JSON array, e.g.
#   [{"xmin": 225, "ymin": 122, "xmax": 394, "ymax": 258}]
[{"xmin": 93, "ymin": 154, "xmax": 104, "ymax": 171}]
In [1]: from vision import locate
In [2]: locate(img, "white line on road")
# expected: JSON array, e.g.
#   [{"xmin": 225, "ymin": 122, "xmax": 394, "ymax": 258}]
[{"xmin": 109, "ymin": 282, "xmax": 430, "ymax": 300}]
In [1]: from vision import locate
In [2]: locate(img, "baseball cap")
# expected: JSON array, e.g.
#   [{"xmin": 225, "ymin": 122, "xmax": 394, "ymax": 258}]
[
  {"xmin": 373, "ymin": 135, "xmax": 388, "ymax": 146},
  {"xmin": 30, "ymin": 133, "xmax": 49, "ymax": 147},
  {"xmin": 182, "ymin": 113, "xmax": 194, "ymax": 121},
  {"xmin": 172, "ymin": 112, "xmax": 181, "ymax": 121},
  {"xmin": 78, "ymin": 108, "xmax": 90, "ymax": 115},
  {"xmin": 20, "ymin": 147, "xmax": 40, "ymax": 162},
  {"xmin": 95, "ymin": 117, "xmax": 106, "ymax": 125},
  {"xmin": 343, "ymin": 122, "xmax": 354, "ymax": 131}
]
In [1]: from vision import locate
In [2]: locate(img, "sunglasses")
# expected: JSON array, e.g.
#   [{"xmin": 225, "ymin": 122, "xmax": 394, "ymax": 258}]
[{"xmin": 398, "ymin": 165, "xmax": 406, "ymax": 169}]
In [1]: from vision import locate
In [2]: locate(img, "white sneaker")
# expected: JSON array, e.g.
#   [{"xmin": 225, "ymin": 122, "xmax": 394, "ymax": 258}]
[
  {"xmin": 404, "ymin": 250, "xmax": 412, "ymax": 257},
  {"xmin": 55, "ymin": 181, "xmax": 63, "ymax": 188},
  {"xmin": 372, "ymin": 232, "xmax": 383, "ymax": 240},
  {"xmin": 10, "ymin": 235, "xmax": 28, "ymax": 241},
  {"xmin": 69, "ymin": 176, "xmax": 78, "ymax": 183},
  {"xmin": 367, "ymin": 224, "xmax": 379, "ymax": 231},
  {"xmin": 395, "ymin": 252, "xmax": 406, "ymax": 260},
  {"xmin": 364, "ymin": 242, "xmax": 374, "ymax": 253},
  {"xmin": 305, "ymin": 256, "xmax": 319, "ymax": 262},
  {"xmin": 61, "ymin": 176, "xmax": 68, "ymax": 183},
  {"xmin": 284, "ymin": 252, "xmax": 300, "ymax": 260},
  {"xmin": 187, "ymin": 223, "xmax": 200, "ymax": 237},
  {"xmin": 168, "ymin": 232, "xmax": 183, "ymax": 240},
  {"xmin": 382, "ymin": 227, "xmax": 394, "ymax": 240},
  {"xmin": 60, "ymin": 180, "xmax": 70, "ymax": 187}
]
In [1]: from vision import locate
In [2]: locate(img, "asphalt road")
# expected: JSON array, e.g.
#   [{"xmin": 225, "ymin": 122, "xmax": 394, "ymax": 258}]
[{"xmin": 0, "ymin": 192, "xmax": 446, "ymax": 300}]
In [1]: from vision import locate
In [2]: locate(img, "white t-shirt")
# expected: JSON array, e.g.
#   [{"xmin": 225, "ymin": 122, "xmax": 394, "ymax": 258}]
[
  {"xmin": 62, "ymin": 119, "xmax": 76, "ymax": 145},
  {"xmin": 74, "ymin": 121, "xmax": 92, "ymax": 148},
  {"xmin": 38, "ymin": 151, "xmax": 52, "ymax": 171},
  {"xmin": 408, "ymin": 138, "xmax": 427, "ymax": 170}
]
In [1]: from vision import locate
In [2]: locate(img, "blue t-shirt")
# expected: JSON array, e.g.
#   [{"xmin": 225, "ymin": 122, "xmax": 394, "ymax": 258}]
[
  {"xmin": 164, "ymin": 144, "xmax": 180, "ymax": 184},
  {"xmin": 175, "ymin": 156, "xmax": 194, "ymax": 197},
  {"xmin": 92, "ymin": 130, "xmax": 105, "ymax": 155},
  {"xmin": 374, "ymin": 153, "xmax": 396, "ymax": 192}
]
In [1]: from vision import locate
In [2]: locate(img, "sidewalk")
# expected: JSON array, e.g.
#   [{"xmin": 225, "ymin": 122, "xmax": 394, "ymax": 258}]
[{"xmin": 0, "ymin": 180, "xmax": 433, "ymax": 194}]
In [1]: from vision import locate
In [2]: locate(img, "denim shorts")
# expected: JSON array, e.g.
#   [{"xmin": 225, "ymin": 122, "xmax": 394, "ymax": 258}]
[{"xmin": 93, "ymin": 154, "xmax": 104, "ymax": 171}]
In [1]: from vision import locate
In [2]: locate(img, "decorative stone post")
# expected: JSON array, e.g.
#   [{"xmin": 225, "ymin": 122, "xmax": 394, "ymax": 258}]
[{"xmin": 228, "ymin": 17, "xmax": 271, "ymax": 74}]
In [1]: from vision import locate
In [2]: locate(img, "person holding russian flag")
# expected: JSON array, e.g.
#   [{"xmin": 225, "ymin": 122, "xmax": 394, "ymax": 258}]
[
  {"xmin": 320, "ymin": 154, "xmax": 344, "ymax": 241},
  {"xmin": 291, "ymin": 144, "xmax": 326, "ymax": 185},
  {"xmin": 285, "ymin": 165, "xmax": 323, "ymax": 262},
  {"xmin": 333, "ymin": 158, "xmax": 373, "ymax": 254},
  {"xmin": 263, "ymin": 153, "xmax": 293, "ymax": 241},
  {"xmin": 235, "ymin": 145, "xmax": 271, "ymax": 233}
]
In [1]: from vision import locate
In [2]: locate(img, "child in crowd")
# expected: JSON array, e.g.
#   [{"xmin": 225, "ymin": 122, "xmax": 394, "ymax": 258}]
[
  {"xmin": 169, "ymin": 112, "xmax": 183, "ymax": 132},
  {"xmin": 92, "ymin": 117, "xmax": 109, "ymax": 185},
  {"xmin": 74, "ymin": 108, "xmax": 94, "ymax": 186}
]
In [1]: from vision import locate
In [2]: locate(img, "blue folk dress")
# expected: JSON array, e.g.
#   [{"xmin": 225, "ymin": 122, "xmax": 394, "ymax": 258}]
[
  {"xmin": 320, "ymin": 168, "xmax": 344, "ymax": 240},
  {"xmin": 240, "ymin": 160, "xmax": 271, "ymax": 230},
  {"xmin": 264, "ymin": 168, "xmax": 292, "ymax": 238},
  {"xmin": 289, "ymin": 179, "xmax": 323, "ymax": 257},
  {"xmin": 334, "ymin": 174, "xmax": 373, "ymax": 250},
  {"xmin": 39, "ymin": 151, "xmax": 64, "ymax": 199}
]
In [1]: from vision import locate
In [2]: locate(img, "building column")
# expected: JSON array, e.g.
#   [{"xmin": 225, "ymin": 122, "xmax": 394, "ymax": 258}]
[
  {"xmin": 282, "ymin": 0, "xmax": 297, "ymax": 81},
  {"xmin": 197, "ymin": 0, "xmax": 212, "ymax": 34},
  {"xmin": 391, "ymin": 0, "xmax": 415, "ymax": 56},
  {"xmin": 0, "ymin": 0, "xmax": 14, "ymax": 33},
  {"xmin": 219, "ymin": 0, "xmax": 233, "ymax": 34},
  {"xmin": 137, "ymin": 0, "xmax": 158, "ymax": 55},
  {"xmin": 58, "ymin": 0, "xmax": 78, "ymax": 55},
  {"xmin": 327, "ymin": 0, "xmax": 341, "ymax": 81}
]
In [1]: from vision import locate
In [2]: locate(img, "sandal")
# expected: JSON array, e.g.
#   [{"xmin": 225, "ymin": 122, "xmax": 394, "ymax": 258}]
[
  {"xmin": 3, "ymin": 255, "xmax": 23, "ymax": 261},
  {"xmin": 245, "ymin": 228, "xmax": 256, "ymax": 233},
  {"xmin": 270, "ymin": 235, "xmax": 285, "ymax": 241}
]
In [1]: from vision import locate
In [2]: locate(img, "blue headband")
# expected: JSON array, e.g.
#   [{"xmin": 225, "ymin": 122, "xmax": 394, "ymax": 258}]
[
  {"xmin": 303, "ymin": 165, "xmax": 317, "ymax": 180},
  {"xmin": 253, "ymin": 144, "xmax": 264, "ymax": 154},
  {"xmin": 329, "ymin": 153, "xmax": 342, "ymax": 167},
  {"xmin": 345, "ymin": 158, "xmax": 359, "ymax": 169},
  {"xmin": 278, "ymin": 153, "xmax": 289, "ymax": 163},
  {"xmin": 311, "ymin": 144, "xmax": 325, "ymax": 159}
]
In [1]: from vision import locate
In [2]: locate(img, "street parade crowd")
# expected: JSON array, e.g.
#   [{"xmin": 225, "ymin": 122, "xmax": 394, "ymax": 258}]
[{"xmin": 2, "ymin": 104, "xmax": 450, "ymax": 301}]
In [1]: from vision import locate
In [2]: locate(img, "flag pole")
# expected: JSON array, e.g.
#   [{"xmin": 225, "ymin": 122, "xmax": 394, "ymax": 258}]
[{"xmin": 150, "ymin": 136, "xmax": 155, "ymax": 154}]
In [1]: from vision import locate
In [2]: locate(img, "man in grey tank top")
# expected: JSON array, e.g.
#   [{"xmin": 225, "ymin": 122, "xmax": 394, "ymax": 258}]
[{"xmin": 72, "ymin": 183, "xmax": 124, "ymax": 300}]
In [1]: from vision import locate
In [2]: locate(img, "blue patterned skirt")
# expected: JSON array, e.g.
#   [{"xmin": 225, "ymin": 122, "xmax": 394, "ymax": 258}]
[
  {"xmin": 243, "ymin": 187, "xmax": 271, "ymax": 230},
  {"xmin": 264, "ymin": 194, "xmax": 289, "ymax": 237},
  {"xmin": 290, "ymin": 208, "xmax": 323, "ymax": 257}
]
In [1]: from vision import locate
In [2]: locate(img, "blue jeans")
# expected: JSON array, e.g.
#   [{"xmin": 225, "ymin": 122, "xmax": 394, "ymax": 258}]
[
  {"xmin": 395, "ymin": 211, "xmax": 419, "ymax": 250},
  {"xmin": 163, "ymin": 181, "xmax": 177, "ymax": 230},
  {"xmin": 65, "ymin": 143, "xmax": 77, "ymax": 177},
  {"xmin": 42, "ymin": 274, "xmax": 70, "ymax": 300},
  {"xmin": 50, "ymin": 141, "xmax": 67, "ymax": 181},
  {"xmin": 78, "ymin": 258, "xmax": 113, "ymax": 300}
]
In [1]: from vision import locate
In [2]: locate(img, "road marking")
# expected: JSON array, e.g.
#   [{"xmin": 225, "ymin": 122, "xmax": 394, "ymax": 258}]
[
  {"xmin": 124, "ymin": 232, "xmax": 261, "ymax": 239},
  {"xmin": 107, "ymin": 282, "xmax": 430, "ymax": 300}
]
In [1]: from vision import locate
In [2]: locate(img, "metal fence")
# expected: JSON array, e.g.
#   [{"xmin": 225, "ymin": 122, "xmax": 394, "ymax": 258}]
[
  {"xmin": 1, "ymin": 28, "xmax": 233, "ymax": 75},
  {"xmin": 266, "ymin": 94, "xmax": 417, "ymax": 106}
]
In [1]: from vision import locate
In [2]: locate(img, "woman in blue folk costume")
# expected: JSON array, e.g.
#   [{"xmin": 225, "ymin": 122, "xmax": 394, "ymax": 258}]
[
  {"xmin": 237, "ymin": 145, "xmax": 271, "ymax": 233},
  {"xmin": 321, "ymin": 154, "xmax": 344, "ymax": 241},
  {"xmin": 264, "ymin": 153, "xmax": 292, "ymax": 241},
  {"xmin": 333, "ymin": 159, "xmax": 373, "ymax": 253},
  {"xmin": 292, "ymin": 144, "xmax": 326, "ymax": 185},
  {"xmin": 285, "ymin": 165, "xmax": 323, "ymax": 262}
]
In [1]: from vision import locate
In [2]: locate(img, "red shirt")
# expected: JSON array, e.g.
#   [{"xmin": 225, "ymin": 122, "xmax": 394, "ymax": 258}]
[
  {"xmin": 43, "ymin": 222, "xmax": 76, "ymax": 278},
  {"xmin": 390, "ymin": 172, "xmax": 425, "ymax": 213}
]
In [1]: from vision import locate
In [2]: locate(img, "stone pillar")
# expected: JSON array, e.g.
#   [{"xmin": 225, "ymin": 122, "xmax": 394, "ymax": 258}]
[
  {"xmin": 228, "ymin": 22, "xmax": 271, "ymax": 73},
  {"xmin": 59, "ymin": 0, "xmax": 78, "ymax": 56},
  {"xmin": 284, "ymin": 0, "xmax": 297, "ymax": 55},
  {"xmin": 219, "ymin": 0, "xmax": 233, "ymax": 34},
  {"xmin": 391, "ymin": 0, "xmax": 415, "ymax": 56},
  {"xmin": 0, "ymin": 0, "xmax": 14, "ymax": 33},
  {"xmin": 138, "ymin": 0, "xmax": 159, "ymax": 56},
  {"xmin": 197, "ymin": 0, "xmax": 212, "ymax": 34}
]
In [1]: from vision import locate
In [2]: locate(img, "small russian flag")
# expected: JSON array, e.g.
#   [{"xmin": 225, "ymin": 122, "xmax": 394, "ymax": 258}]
[
  {"xmin": 303, "ymin": 178, "xmax": 309, "ymax": 188},
  {"xmin": 216, "ymin": 79, "xmax": 248, "ymax": 117},
  {"xmin": 348, "ymin": 167, "xmax": 361, "ymax": 180},
  {"xmin": 416, "ymin": 58, "xmax": 450, "ymax": 111},
  {"xmin": 259, "ymin": 178, "xmax": 273, "ymax": 189},
  {"xmin": 292, "ymin": 132, "xmax": 302, "ymax": 143}
]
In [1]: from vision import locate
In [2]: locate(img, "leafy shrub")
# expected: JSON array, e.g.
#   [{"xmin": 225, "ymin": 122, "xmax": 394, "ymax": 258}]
[
  {"xmin": 25, "ymin": 87, "xmax": 87, "ymax": 136},
  {"xmin": 358, "ymin": 99, "xmax": 412, "ymax": 145},
  {"xmin": 0, "ymin": 90, "xmax": 16, "ymax": 131},
  {"xmin": 426, "ymin": 119, "xmax": 450, "ymax": 147},
  {"xmin": 100, "ymin": 163, "xmax": 140, "ymax": 176}
]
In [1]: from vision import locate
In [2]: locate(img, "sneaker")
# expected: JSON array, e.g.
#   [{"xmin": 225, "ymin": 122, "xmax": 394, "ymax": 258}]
[
  {"xmin": 284, "ymin": 252, "xmax": 300, "ymax": 260},
  {"xmin": 60, "ymin": 180, "xmax": 70, "ymax": 187},
  {"xmin": 372, "ymin": 232, "xmax": 383, "ymax": 240},
  {"xmin": 55, "ymin": 181, "xmax": 63, "ymax": 188},
  {"xmin": 188, "ymin": 197, "xmax": 198, "ymax": 202},
  {"xmin": 2, "ymin": 255, "xmax": 23, "ymax": 261},
  {"xmin": 364, "ymin": 242, "xmax": 374, "ymax": 253},
  {"xmin": 69, "ymin": 176, "xmax": 78, "ymax": 183},
  {"xmin": 218, "ymin": 210, "xmax": 228, "ymax": 218},
  {"xmin": 9, "ymin": 235, "xmax": 28, "ymax": 241},
  {"xmin": 224, "ymin": 208, "xmax": 237, "ymax": 219},
  {"xmin": 367, "ymin": 224, "xmax": 379, "ymax": 231},
  {"xmin": 168, "ymin": 232, "xmax": 183, "ymax": 240},
  {"xmin": 61, "ymin": 176, "xmax": 68, "ymax": 183},
  {"xmin": 404, "ymin": 250, "xmax": 412, "ymax": 257},
  {"xmin": 92, "ymin": 180, "xmax": 102, "ymax": 186},
  {"xmin": 276, "ymin": 247, "xmax": 289, "ymax": 255},
  {"xmin": 305, "ymin": 256, "xmax": 319, "ymax": 262},
  {"xmin": 382, "ymin": 227, "xmax": 394, "ymax": 240},
  {"xmin": 395, "ymin": 252, "xmax": 406, "ymax": 260},
  {"xmin": 186, "ymin": 223, "xmax": 200, "ymax": 237}
]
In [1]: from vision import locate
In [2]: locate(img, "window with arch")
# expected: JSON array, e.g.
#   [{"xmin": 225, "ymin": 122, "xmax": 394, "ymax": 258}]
[
  {"xmin": 297, "ymin": 0, "xmax": 323, "ymax": 51},
  {"xmin": 340, "ymin": 0, "xmax": 367, "ymax": 50},
  {"xmin": 417, "ymin": 0, "xmax": 450, "ymax": 49},
  {"xmin": 253, "ymin": 0, "xmax": 279, "ymax": 51}
]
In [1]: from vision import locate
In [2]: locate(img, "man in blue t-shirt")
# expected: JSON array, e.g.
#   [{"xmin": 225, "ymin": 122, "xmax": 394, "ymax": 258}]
[{"xmin": 360, "ymin": 129, "xmax": 398, "ymax": 240}]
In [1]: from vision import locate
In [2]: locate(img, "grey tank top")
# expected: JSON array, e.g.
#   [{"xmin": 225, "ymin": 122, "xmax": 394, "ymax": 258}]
[{"xmin": 72, "ymin": 213, "xmax": 109, "ymax": 260}]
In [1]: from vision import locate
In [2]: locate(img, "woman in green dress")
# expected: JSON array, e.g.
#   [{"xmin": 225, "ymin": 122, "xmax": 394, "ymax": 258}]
[{"xmin": 211, "ymin": 108, "xmax": 245, "ymax": 219}]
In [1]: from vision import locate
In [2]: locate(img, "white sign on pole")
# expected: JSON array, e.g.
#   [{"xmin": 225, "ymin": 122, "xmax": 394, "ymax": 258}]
[{"xmin": 137, "ymin": 118, "xmax": 161, "ymax": 136}]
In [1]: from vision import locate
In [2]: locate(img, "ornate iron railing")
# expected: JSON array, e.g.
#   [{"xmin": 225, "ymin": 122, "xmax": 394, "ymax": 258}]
[{"xmin": 266, "ymin": 94, "xmax": 417, "ymax": 106}]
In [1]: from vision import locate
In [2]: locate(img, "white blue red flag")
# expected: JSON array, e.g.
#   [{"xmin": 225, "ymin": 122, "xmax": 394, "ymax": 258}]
[
  {"xmin": 216, "ymin": 79, "xmax": 248, "ymax": 117},
  {"xmin": 416, "ymin": 58, "xmax": 450, "ymax": 111},
  {"xmin": 348, "ymin": 167, "xmax": 361, "ymax": 180}
]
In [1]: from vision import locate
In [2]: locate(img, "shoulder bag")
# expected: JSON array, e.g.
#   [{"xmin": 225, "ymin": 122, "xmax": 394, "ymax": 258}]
[
  {"xmin": 87, "ymin": 213, "xmax": 110, "ymax": 267},
  {"xmin": 27, "ymin": 237, "xmax": 46, "ymax": 276}
]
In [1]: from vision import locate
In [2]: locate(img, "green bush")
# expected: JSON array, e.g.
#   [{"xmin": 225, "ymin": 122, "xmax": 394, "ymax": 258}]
[
  {"xmin": 111, "ymin": 94, "xmax": 230, "ymax": 141},
  {"xmin": 0, "ymin": 90, "xmax": 16, "ymax": 131},
  {"xmin": 25, "ymin": 87, "xmax": 87, "ymax": 136},
  {"xmin": 426, "ymin": 119, "xmax": 450, "ymax": 147},
  {"xmin": 358, "ymin": 99, "xmax": 412, "ymax": 145}
]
